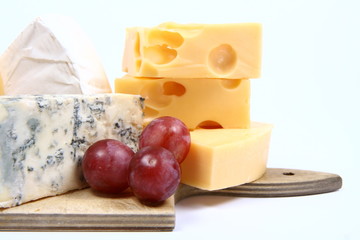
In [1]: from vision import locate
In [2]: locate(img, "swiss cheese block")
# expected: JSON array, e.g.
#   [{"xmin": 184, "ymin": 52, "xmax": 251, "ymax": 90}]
[
  {"xmin": 0, "ymin": 94, "xmax": 144, "ymax": 208},
  {"xmin": 122, "ymin": 22, "xmax": 262, "ymax": 79},
  {"xmin": 115, "ymin": 75, "xmax": 250, "ymax": 129},
  {"xmin": 0, "ymin": 15, "xmax": 111, "ymax": 95},
  {"xmin": 181, "ymin": 122, "xmax": 273, "ymax": 190}
]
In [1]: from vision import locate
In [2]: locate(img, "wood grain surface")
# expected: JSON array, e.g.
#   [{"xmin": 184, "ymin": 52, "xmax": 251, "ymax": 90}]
[
  {"xmin": 0, "ymin": 188, "xmax": 175, "ymax": 231},
  {"xmin": 175, "ymin": 168, "xmax": 342, "ymax": 202},
  {"xmin": 0, "ymin": 168, "xmax": 342, "ymax": 232}
]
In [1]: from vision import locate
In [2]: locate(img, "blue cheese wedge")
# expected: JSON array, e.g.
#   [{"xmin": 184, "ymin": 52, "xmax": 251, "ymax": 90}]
[
  {"xmin": 0, "ymin": 15, "xmax": 111, "ymax": 95},
  {"xmin": 0, "ymin": 93, "xmax": 144, "ymax": 208}
]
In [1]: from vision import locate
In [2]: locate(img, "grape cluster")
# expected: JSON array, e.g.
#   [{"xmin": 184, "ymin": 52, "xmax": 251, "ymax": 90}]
[{"xmin": 82, "ymin": 116, "xmax": 190, "ymax": 204}]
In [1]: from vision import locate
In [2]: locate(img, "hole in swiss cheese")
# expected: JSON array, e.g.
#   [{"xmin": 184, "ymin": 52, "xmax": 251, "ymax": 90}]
[
  {"xmin": 163, "ymin": 82, "xmax": 186, "ymax": 96},
  {"xmin": 197, "ymin": 121, "xmax": 223, "ymax": 129},
  {"xmin": 144, "ymin": 45, "xmax": 177, "ymax": 65},
  {"xmin": 148, "ymin": 29, "xmax": 184, "ymax": 48}
]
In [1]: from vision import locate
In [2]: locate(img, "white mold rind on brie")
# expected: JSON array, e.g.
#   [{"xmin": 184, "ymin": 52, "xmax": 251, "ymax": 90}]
[{"xmin": 0, "ymin": 15, "xmax": 112, "ymax": 95}]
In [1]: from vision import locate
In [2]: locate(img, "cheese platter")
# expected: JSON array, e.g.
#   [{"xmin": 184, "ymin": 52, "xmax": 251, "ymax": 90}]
[
  {"xmin": 0, "ymin": 15, "xmax": 343, "ymax": 232},
  {"xmin": 0, "ymin": 168, "xmax": 342, "ymax": 231}
]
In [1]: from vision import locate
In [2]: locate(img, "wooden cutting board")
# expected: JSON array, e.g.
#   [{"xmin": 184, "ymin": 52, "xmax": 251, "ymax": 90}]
[{"xmin": 0, "ymin": 168, "xmax": 342, "ymax": 231}]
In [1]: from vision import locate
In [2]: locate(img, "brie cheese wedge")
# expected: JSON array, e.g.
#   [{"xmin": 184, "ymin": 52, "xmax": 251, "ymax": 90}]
[{"xmin": 0, "ymin": 15, "xmax": 112, "ymax": 94}]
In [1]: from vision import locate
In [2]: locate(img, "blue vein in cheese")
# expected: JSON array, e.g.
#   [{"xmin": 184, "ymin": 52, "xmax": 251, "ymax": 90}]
[{"xmin": 0, "ymin": 93, "xmax": 144, "ymax": 208}]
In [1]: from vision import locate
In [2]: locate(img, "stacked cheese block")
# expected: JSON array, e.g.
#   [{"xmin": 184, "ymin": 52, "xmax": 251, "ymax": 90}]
[
  {"xmin": 115, "ymin": 22, "xmax": 273, "ymax": 190},
  {"xmin": 0, "ymin": 16, "xmax": 144, "ymax": 208}
]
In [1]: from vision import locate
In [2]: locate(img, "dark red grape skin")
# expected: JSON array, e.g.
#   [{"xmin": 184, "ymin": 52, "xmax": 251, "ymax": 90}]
[
  {"xmin": 82, "ymin": 139, "xmax": 134, "ymax": 194},
  {"xmin": 128, "ymin": 146, "xmax": 181, "ymax": 204},
  {"xmin": 139, "ymin": 116, "xmax": 191, "ymax": 164}
]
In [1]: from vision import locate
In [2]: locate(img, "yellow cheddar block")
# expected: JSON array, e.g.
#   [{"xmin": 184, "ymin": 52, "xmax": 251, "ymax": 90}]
[
  {"xmin": 115, "ymin": 75, "xmax": 250, "ymax": 130},
  {"xmin": 122, "ymin": 22, "xmax": 262, "ymax": 79},
  {"xmin": 181, "ymin": 122, "xmax": 273, "ymax": 190}
]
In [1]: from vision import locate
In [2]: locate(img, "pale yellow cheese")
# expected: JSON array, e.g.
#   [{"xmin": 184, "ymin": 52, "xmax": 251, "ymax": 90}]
[
  {"xmin": 115, "ymin": 75, "xmax": 250, "ymax": 130},
  {"xmin": 0, "ymin": 73, "xmax": 3, "ymax": 95},
  {"xmin": 181, "ymin": 122, "xmax": 273, "ymax": 190},
  {"xmin": 122, "ymin": 22, "xmax": 262, "ymax": 79}
]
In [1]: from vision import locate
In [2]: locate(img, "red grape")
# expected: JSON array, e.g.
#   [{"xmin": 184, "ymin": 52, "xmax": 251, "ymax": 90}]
[
  {"xmin": 128, "ymin": 146, "xmax": 181, "ymax": 203},
  {"xmin": 82, "ymin": 139, "xmax": 134, "ymax": 194},
  {"xmin": 139, "ymin": 116, "xmax": 191, "ymax": 164}
]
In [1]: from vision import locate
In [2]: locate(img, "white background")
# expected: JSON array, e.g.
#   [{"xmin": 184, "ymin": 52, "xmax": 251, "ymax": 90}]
[{"xmin": 0, "ymin": 0, "xmax": 359, "ymax": 239}]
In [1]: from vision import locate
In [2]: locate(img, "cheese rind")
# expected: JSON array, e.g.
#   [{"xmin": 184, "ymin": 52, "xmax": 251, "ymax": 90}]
[
  {"xmin": 0, "ymin": 15, "xmax": 112, "ymax": 95},
  {"xmin": 181, "ymin": 122, "xmax": 273, "ymax": 190},
  {"xmin": 0, "ymin": 93, "xmax": 144, "ymax": 208},
  {"xmin": 115, "ymin": 75, "xmax": 250, "ymax": 129},
  {"xmin": 122, "ymin": 22, "xmax": 262, "ymax": 79}
]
